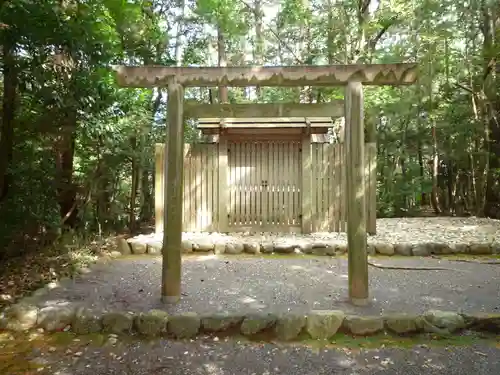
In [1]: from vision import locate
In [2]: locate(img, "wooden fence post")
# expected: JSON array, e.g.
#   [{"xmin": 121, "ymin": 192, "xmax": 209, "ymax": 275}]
[
  {"xmin": 155, "ymin": 143, "xmax": 164, "ymax": 234},
  {"xmin": 301, "ymin": 134, "xmax": 312, "ymax": 233},
  {"xmin": 366, "ymin": 142, "xmax": 377, "ymax": 235},
  {"xmin": 345, "ymin": 81, "xmax": 369, "ymax": 306},
  {"xmin": 161, "ymin": 82, "xmax": 184, "ymax": 304},
  {"xmin": 218, "ymin": 136, "xmax": 229, "ymax": 232}
]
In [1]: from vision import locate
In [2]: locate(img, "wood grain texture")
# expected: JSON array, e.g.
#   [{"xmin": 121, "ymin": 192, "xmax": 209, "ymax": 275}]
[
  {"xmin": 345, "ymin": 81, "xmax": 369, "ymax": 304},
  {"xmin": 161, "ymin": 82, "xmax": 184, "ymax": 302},
  {"xmin": 115, "ymin": 64, "xmax": 418, "ymax": 87}
]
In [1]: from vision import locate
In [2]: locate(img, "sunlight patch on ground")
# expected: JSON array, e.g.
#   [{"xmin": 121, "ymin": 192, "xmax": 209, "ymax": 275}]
[
  {"xmin": 421, "ymin": 296, "xmax": 445, "ymax": 304},
  {"xmin": 458, "ymin": 225, "xmax": 479, "ymax": 231},
  {"xmin": 187, "ymin": 254, "xmax": 219, "ymax": 261},
  {"xmin": 239, "ymin": 296, "xmax": 266, "ymax": 309},
  {"xmin": 203, "ymin": 362, "xmax": 225, "ymax": 375}
]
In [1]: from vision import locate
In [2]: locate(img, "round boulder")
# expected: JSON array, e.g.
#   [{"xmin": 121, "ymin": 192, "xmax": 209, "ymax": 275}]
[
  {"xmin": 374, "ymin": 243, "xmax": 394, "ymax": 256},
  {"xmin": 116, "ymin": 237, "xmax": 132, "ymax": 255},
  {"xmin": 193, "ymin": 240, "xmax": 215, "ymax": 252},
  {"xmin": 201, "ymin": 312, "xmax": 243, "ymax": 332},
  {"xmin": 260, "ymin": 242, "xmax": 274, "ymax": 254},
  {"xmin": 412, "ymin": 243, "xmax": 431, "ymax": 257},
  {"xmin": 128, "ymin": 240, "xmax": 147, "ymax": 255},
  {"xmin": 214, "ymin": 242, "xmax": 226, "ymax": 255},
  {"xmin": 449, "ymin": 243, "xmax": 469, "ymax": 254},
  {"xmin": 297, "ymin": 241, "xmax": 313, "ymax": 254},
  {"xmin": 135, "ymin": 310, "xmax": 169, "ymax": 337},
  {"xmin": 344, "ymin": 315, "xmax": 384, "ymax": 336},
  {"xmin": 469, "ymin": 243, "xmax": 492, "ymax": 255},
  {"xmin": 244, "ymin": 242, "xmax": 260, "ymax": 254},
  {"xmin": 181, "ymin": 240, "xmax": 194, "ymax": 253},
  {"xmin": 335, "ymin": 244, "xmax": 347, "ymax": 254},
  {"xmin": 274, "ymin": 314, "xmax": 306, "ymax": 341},
  {"xmin": 102, "ymin": 312, "xmax": 134, "ymax": 334},
  {"xmin": 422, "ymin": 310, "xmax": 465, "ymax": 333},
  {"xmin": 306, "ymin": 310, "xmax": 345, "ymax": 339},
  {"xmin": 147, "ymin": 242, "xmax": 162, "ymax": 255},
  {"xmin": 37, "ymin": 302, "xmax": 76, "ymax": 332},
  {"xmin": 241, "ymin": 313, "xmax": 277, "ymax": 336},
  {"xmin": 225, "ymin": 242, "xmax": 244, "ymax": 254},
  {"xmin": 0, "ymin": 303, "xmax": 39, "ymax": 332},
  {"xmin": 273, "ymin": 242, "xmax": 296, "ymax": 254},
  {"xmin": 72, "ymin": 307, "xmax": 102, "ymax": 334},
  {"xmin": 168, "ymin": 312, "xmax": 201, "ymax": 338},
  {"xmin": 394, "ymin": 243, "xmax": 412, "ymax": 256}
]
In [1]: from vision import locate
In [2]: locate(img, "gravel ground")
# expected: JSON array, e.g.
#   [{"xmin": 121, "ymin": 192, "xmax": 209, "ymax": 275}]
[
  {"xmin": 136, "ymin": 217, "xmax": 500, "ymax": 245},
  {"xmin": 29, "ymin": 337, "xmax": 500, "ymax": 375},
  {"xmin": 35, "ymin": 255, "xmax": 500, "ymax": 315}
]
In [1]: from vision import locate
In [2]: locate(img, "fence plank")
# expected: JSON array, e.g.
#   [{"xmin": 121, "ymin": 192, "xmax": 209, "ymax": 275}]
[
  {"xmin": 284, "ymin": 142, "xmax": 290, "ymax": 226},
  {"xmin": 301, "ymin": 138, "xmax": 311, "ymax": 232},
  {"xmin": 207, "ymin": 145, "xmax": 214, "ymax": 231},
  {"xmin": 340, "ymin": 143, "xmax": 346, "ymax": 232},
  {"xmin": 251, "ymin": 142, "xmax": 258, "ymax": 224},
  {"xmin": 366, "ymin": 142, "xmax": 377, "ymax": 234},
  {"xmin": 332, "ymin": 144, "xmax": 339, "ymax": 232},
  {"xmin": 184, "ymin": 147, "xmax": 190, "ymax": 231},
  {"xmin": 322, "ymin": 144, "xmax": 329, "ymax": 231}
]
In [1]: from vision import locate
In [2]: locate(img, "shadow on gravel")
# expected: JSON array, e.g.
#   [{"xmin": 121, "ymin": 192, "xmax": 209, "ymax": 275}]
[{"xmin": 30, "ymin": 255, "xmax": 500, "ymax": 316}]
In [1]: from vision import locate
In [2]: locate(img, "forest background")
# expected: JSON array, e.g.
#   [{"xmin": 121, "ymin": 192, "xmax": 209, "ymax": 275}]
[{"xmin": 0, "ymin": 0, "xmax": 498, "ymax": 264}]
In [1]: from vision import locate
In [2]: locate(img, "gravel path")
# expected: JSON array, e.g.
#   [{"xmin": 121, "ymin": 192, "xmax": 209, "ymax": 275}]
[
  {"xmin": 132, "ymin": 217, "xmax": 500, "ymax": 247},
  {"xmin": 35, "ymin": 255, "xmax": 500, "ymax": 315},
  {"xmin": 28, "ymin": 337, "xmax": 500, "ymax": 375}
]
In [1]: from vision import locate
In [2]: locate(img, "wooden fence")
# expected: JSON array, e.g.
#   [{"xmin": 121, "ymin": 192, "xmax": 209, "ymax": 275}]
[{"xmin": 155, "ymin": 141, "xmax": 376, "ymax": 233}]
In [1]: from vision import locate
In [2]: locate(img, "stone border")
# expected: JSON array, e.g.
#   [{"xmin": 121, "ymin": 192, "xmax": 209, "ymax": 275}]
[
  {"xmin": 1, "ymin": 294, "xmax": 499, "ymax": 339},
  {"xmin": 120, "ymin": 236, "xmax": 500, "ymax": 257}
]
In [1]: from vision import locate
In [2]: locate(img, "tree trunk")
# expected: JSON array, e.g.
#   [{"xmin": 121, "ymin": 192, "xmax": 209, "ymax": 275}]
[
  {"xmin": 430, "ymin": 124, "xmax": 441, "ymax": 214},
  {"xmin": 417, "ymin": 138, "xmax": 427, "ymax": 205},
  {"xmin": 56, "ymin": 125, "xmax": 78, "ymax": 227},
  {"xmin": 253, "ymin": 0, "xmax": 263, "ymax": 99},
  {"xmin": 139, "ymin": 169, "xmax": 152, "ymax": 223},
  {"xmin": 0, "ymin": 33, "xmax": 17, "ymax": 202},
  {"xmin": 129, "ymin": 135, "xmax": 139, "ymax": 233},
  {"xmin": 217, "ymin": 26, "xmax": 228, "ymax": 103},
  {"xmin": 481, "ymin": 0, "xmax": 500, "ymax": 217}
]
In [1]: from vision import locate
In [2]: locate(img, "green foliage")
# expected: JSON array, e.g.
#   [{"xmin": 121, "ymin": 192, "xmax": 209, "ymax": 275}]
[{"xmin": 0, "ymin": 0, "xmax": 499, "ymax": 260}]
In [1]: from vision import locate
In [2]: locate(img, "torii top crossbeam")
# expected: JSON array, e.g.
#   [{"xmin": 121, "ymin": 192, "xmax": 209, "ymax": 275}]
[{"xmin": 114, "ymin": 64, "xmax": 418, "ymax": 87}]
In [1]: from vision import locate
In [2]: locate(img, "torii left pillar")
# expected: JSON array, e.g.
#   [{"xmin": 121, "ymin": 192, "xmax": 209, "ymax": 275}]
[
  {"xmin": 161, "ymin": 81, "xmax": 184, "ymax": 303},
  {"xmin": 345, "ymin": 81, "xmax": 369, "ymax": 306}
]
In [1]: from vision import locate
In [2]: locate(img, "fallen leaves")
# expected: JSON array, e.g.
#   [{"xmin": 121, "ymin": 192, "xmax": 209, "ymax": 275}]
[{"xmin": 0, "ymin": 237, "xmax": 118, "ymax": 310}]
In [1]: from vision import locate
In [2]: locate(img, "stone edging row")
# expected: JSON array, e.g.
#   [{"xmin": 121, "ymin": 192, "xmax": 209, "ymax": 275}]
[
  {"xmin": 121, "ymin": 237, "xmax": 500, "ymax": 257},
  {"xmin": 2, "ymin": 298, "xmax": 499, "ymax": 340}
]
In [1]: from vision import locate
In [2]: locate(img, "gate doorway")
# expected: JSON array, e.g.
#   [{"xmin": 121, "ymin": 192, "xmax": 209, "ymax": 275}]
[{"xmin": 228, "ymin": 140, "xmax": 302, "ymax": 232}]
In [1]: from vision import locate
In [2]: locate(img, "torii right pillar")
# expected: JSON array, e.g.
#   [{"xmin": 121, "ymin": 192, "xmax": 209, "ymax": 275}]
[{"xmin": 345, "ymin": 81, "xmax": 369, "ymax": 306}]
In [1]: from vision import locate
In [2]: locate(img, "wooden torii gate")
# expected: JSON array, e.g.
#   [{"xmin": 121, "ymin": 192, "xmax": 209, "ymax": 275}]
[{"xmin": 115, "ymin": 64, "xmax": 418, "ymax": 306}]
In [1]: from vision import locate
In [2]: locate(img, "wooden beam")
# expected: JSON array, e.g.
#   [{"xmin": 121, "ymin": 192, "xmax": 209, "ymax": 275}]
[
  {"xmin": 161, "ymin": 82, "xmax": 184, "ymax": 304},
  {"xmin": 114, "ymin": 64, "xmax": 418, "ymax": 88},
  {"xmin": 184, "ymin": 102, "xmax": 344, "ymax": 118},
  {"xmin": 345, "ymin": 81, "xmax": 369, "ymax": 306}
]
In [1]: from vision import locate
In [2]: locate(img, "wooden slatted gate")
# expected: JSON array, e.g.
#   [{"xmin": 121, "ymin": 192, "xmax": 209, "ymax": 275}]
[
  {"xmin": 228, "ymin": 141, "xmax": 302, "ymax": 232},
  {"xmin": 155, "ymin": 142, "xmax": 375, "ymax": 233}
]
